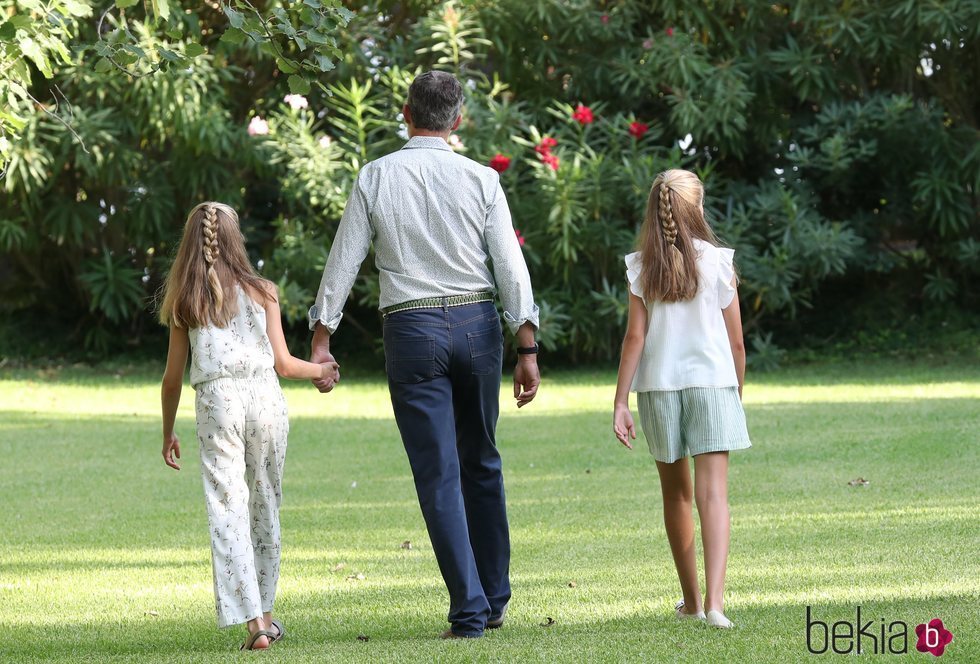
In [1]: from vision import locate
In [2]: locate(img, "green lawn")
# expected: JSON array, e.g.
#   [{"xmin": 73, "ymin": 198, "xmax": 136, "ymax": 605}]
[{"xmin": 1, "ymin": 359, "xmax": 978, "ymax": 662}]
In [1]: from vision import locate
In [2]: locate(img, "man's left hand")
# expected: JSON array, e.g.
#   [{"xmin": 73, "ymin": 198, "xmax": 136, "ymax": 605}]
[{"xmin": 513, "ymin": 357, "xmax": 540, "ymax": 408}]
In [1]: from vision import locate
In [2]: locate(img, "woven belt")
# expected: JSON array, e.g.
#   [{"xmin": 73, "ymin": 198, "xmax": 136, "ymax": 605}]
[{"xmin": 382, "ymin": 291, "xmax": 494, "ymax": 315}]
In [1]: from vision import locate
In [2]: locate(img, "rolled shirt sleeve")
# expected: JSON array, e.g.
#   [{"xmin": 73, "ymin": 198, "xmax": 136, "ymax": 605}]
[
  {"xmin": 307, "ymin": 176, "xmax": 374, "ymax": 333},
  {"xmin": 484, "ymin": 180, "xmax": 540, "ymax": 334}
]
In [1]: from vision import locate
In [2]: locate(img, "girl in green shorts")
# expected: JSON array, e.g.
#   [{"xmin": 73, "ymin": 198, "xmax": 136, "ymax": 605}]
[{"xmin": 613, "ymin": 169, "xmax": 751, "ymax": 629}]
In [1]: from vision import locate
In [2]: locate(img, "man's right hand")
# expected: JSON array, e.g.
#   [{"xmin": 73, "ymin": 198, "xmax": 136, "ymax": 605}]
[
  {"xmin": 311, "ymin": 349, "xmax": 339, "ymax": 392},
  {"xmin": 311, "ymin": 323, "xmax": 340, "ymax": 393}
]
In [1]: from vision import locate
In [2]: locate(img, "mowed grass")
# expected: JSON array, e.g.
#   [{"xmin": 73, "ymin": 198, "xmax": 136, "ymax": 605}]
[{"xmin": 1, "ymin": 358, "xmax": 978, "ymax": 663}]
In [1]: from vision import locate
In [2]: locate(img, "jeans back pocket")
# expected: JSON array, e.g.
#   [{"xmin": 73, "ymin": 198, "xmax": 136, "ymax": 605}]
[
  {"xmin": 467, "ymin": 326, "xmax": 503, "ymax": 376},
  {"xmin": 385, "ymin": 335, "xmax": 436, "ymax": 384}
]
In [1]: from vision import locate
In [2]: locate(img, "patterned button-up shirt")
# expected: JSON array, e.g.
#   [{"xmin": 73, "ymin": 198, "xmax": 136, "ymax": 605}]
[{"xmin": 307, "ymin": 135, "xmax": 540, "ymax": 335}]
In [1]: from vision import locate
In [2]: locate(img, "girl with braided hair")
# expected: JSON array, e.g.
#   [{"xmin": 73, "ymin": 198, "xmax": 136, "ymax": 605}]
[
  {"xmin": 613, "ymin": 170, "xmax": 751, "ymax": 629},
  {"xmin": 158, "ymin": 202, "xmax": 339, "ymax": 650}
]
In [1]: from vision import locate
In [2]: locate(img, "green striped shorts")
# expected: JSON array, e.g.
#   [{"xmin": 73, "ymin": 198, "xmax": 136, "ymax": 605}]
[{"xmin": 637, "ymin": 387, "xmax": 751, "ymax": 464}]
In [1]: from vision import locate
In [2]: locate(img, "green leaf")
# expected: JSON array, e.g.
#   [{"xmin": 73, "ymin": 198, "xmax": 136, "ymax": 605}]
[
  {"xmin": 276, "ymin": 57, "xmax": 299, "ymax": 74},
  {"xmin": 95, "ymin": 57, "xmax": 113, "ymax": 73},
  {"xmin": 115, "ymin": 0, "xmax": 139, "ymax": 8},
  {"xmin": 156, "ymin": 45, "xmax": 181, "ymax": 62},
  {"xmin": 19, "ymin": 37, "xmax": 53, "ymax": 78},
  {"xmin": 114, "ymin": 50, "xmax": 138, "ymax": 66},
  {"xmin": 313, "ymin": 54, "xmax": 335, "ymax": 72},
  {"xmin": 220, "ymin": 27, "xmax": 246, "ymax": 44},
  {"xmin": 224, "ymin": 7, "xmax": 244, "ymax": 29},
  {"xmin": 63, "ymin": 0, "xmax": 93, "ymax": 17},
  {"xmin": 0, "ymin": 22, "xmax": 15, "ymax": 42},
  {"xmin": 306, "ymin": 30, "xmax": 329, "ymax": 44},
  {"xmin": 288, "ymin": 75, "xmax": 311, "ymax": 95},
  {"xmin": 150, "ymin": 0, "xmax": 171, "ymax": 21},
  {"xmin": 185, "ymin": 43, "xmax": 206, "ymax": 58}
]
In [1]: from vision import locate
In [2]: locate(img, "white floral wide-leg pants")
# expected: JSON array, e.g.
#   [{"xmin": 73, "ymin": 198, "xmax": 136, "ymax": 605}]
[{"xmin": 195, "ymin": 374, "xmax": 288, "ymax": 628}]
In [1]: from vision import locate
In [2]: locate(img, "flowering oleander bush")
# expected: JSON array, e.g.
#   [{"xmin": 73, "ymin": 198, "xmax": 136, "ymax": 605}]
[{"xmin": 1, "ymin": 0, "xmax": 978, "ymax": 362}]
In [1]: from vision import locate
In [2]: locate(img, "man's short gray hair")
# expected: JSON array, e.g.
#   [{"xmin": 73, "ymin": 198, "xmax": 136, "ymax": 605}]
[{"xmin": 406, "ymin": 71, "xmax": 464, "ymax": 132}]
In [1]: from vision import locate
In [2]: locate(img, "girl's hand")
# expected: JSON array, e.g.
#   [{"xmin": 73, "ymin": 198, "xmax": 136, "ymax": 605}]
[
  {"xmin": 317, "ymin": 361, "xmax": 340, "ymax": 390},
  {"xmin": 163, "ymin": 433, "xmax": 181, "ymax": 470},
  {"xmin": 613, "ymin": 404, "xmax": 637, "ymax": 449}
]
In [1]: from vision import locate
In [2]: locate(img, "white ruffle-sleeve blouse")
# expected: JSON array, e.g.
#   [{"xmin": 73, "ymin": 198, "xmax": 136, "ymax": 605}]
[{"xmin": 626, "ymin": 239, "xmax": 739, "ymax": 392}]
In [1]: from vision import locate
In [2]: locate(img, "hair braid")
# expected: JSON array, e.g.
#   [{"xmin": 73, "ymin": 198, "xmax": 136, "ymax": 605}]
[
  {"xmin": 201, "ymin": 204, "xmax": 223, "ymax": 312},
  {"xmin": 657, "ymin": 178, "xmax": 685, "ymax": 284},
  {"xmin": 659, "ymin": 183, "xmax": 678, "ymax": 245}
]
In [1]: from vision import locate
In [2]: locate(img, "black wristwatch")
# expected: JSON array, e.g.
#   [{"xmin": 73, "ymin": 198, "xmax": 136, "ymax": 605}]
[{"xmin": 516, "ymin": 344, "xmax": 539, "ymax": 355}]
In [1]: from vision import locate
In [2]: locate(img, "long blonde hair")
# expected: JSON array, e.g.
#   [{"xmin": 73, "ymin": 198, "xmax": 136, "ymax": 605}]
[
  {"xmin": 637, "ymin": 169, "xmax": 721, "ymax": 302},
  {"xmin": 158, "ymin": 202, "xmax": 271, "ymax": 329}
]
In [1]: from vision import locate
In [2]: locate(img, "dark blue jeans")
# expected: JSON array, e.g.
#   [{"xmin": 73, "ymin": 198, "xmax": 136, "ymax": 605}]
[{"xmin": 383, "ymin": 301, "xmax": 511, "ymax": 637}]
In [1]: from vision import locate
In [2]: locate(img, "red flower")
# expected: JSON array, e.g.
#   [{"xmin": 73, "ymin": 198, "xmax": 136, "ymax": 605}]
[
  {"xmin": 629, "ymin": 121, "xmax": 649, "ymax": 139},
  {"xmin": 915, "ymin": 619, "xmax": 953, "ymax": 657},
  {"xmin": 600, "ymin": 14, "xmax": 609, "ymax": 24},
  {"xmin": 665, "ymin": 27, "xmax": 674, "ymax": 37},
  {"xmin": 535, "ymin": 137, "xmax": 558, "ymax": 155},
  {"xmin": 540, "ymin": 153, "xmax": 560, "ymax": 171},
  {"xmin": 489, "ymin": 153, "xmax": 511, "ymax": 173},
  {"xmin": 515, "ymin": 229, "xmax": 526, "ymax": 246},
  {"xmin": 572, "ymin": 104, "xmax": 594, "ymax": 125}
]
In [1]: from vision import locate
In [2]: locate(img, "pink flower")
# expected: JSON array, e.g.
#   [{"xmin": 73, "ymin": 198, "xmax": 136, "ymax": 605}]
[
  {"xmin": 600, "ymin": 14, "xmax": 609, "ymax": 24},
  {"xmin": 515, "ymin": 229, "xmax": 525, "ymax": 246},
  {"xmin": 666, "ymin": 27, "xmax": 675, "ymax": 37},
  {"xmin": 283, "ymin": 94, "xmax": 309, "ymax": 110},
  {"xmin": 489, "ymin": 154, "xmax": 511, "ymax": 173},
  {"xmin": 247, "ymin": 116, "xmax": 270, "ymax": 136},
  {"xmin": 915, "ymin": 619, "xmax": 953, "ymax": 657},
  {"xmin": 629, "ymin": 121, "xmax": 649, "ymax": 139},
  {"xmin": 540, "ymin": 153, "xmax": 560, "ymax": 171},
  {"xmin": 572, "ymin": 104, "xmax": 594, "ymax": 125},
  {"xmin": 534, "ymin": 137, "xmax": 558, "ymax": 155},
  {"xmin": 642, "ymin": 38, "xmax": 654, "ymax": 49}
]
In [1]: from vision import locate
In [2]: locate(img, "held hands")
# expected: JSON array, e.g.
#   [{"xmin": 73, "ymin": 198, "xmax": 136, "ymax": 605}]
[
  {"xmin": 162, "ymin": 432, "xmax": 181, "ymax": 470},
  {"xmin": 513, "ymin": 356, "xmax": 540, "ymax": 408},
  {"xmin": 613, "ymin": 403, "xmax": 636, "ymax": 450},
  {"xmin": 318, "ymin": 361, "xmax": 340, "ymax": 388},
  {"xmin": 311, "ymin": 348, "xmax": 340, "ymax": 393}
]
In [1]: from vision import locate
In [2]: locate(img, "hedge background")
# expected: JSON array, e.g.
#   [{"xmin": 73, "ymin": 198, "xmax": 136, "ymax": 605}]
[{"xmin": 1, "ymin": 0, "xmax": 978, "ymax": 365}]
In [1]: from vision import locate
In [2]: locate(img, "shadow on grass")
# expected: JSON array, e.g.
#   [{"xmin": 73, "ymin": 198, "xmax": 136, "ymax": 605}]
[{"xmin": 2, "ymin": 589, "xmax": 978, "ymax": 662}]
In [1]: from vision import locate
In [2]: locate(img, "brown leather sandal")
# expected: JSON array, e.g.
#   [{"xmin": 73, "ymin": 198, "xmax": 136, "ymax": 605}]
[
  {"xmin": 240, "ymin": 629, "xmax": 273, "ymax": 651},
  {"xmin": 268, "ymin": 620, "xmax": 286, "ymax": 644}
]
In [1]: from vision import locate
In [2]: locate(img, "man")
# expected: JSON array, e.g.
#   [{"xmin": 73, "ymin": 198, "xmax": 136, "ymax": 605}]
[{"xmin": 307, "ymin": 70, "xmax": 540, "ymax": 639}]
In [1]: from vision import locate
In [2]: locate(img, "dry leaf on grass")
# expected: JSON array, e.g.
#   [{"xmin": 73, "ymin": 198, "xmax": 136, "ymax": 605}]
[
  {"xmin": 539, "ymin": 617, "xmax": 556, "ymax": 627},
  {"xmin": 567, "ymin": 582, "xmax": 577, "ymax": 588},
  {"xmin": 346, "ymin": 573, "xmax": 366, "ymax": 581},
  {"xmin": 400, "ymin": 540, "xmax": 412, "ymax": 550},
  {"xmin": 144, "ymin": 611, "xmax": 159, "ymax": 617},
  {"xmin": 357, "ymin": 635, "xmax": 370, "ymax": 642},
  {"xmin": 847, "ymin": 477, "xmax": 871, "ymax": 487},
  {"xmin": 332, "ymin": 563, "xmax": 346, "ymax": 572}
]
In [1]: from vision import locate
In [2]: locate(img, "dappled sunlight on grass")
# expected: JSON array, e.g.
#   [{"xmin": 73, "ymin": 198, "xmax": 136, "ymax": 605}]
[{"xmin": 2, "ymin": 360, "xmax": 979, "ymax": 661}]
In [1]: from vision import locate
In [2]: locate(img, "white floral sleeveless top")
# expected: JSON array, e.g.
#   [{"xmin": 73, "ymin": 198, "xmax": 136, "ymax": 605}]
[{"xmin": 188, "ymin": 286, "xmax": 275, "ymax": 387}]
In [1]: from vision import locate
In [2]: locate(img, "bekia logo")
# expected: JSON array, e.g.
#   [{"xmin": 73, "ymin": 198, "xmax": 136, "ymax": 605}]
[
  {"xmin": 806, "ymin": 606, "xmax": 954, "ymax": 656},
  {"xmin": 915, "ymin": 619, "xmax": 954, "ymax": 657}
]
